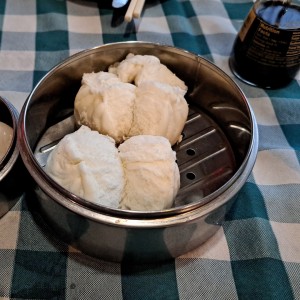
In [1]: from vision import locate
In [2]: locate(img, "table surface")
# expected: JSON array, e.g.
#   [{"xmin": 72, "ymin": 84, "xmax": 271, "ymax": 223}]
[{"xmin": 1, "ymin": 0, "xmax": 300, "ymax": 299}]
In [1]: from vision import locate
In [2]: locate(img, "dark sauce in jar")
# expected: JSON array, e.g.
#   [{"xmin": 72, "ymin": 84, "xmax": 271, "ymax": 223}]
[{"xmin": 229, "ymin": 1, "xmax": 300, "ymax": 89}]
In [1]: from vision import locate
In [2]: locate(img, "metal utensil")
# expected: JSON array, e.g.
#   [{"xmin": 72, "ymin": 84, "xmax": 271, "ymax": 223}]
[{"xmin": 112, "ymin": 0, "xmax": 129, "ymax": 8}]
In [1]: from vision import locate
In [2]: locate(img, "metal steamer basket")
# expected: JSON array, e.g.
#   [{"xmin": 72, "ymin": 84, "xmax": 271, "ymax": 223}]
[{"xmin": 18, "ymin": 42, "xmax": 258, "ymax": 263}]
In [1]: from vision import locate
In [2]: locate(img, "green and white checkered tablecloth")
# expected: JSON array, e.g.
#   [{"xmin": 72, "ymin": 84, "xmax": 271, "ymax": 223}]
[{"xmin": 1, "ymin": 0, "xmax": 300, "ymax": 299}]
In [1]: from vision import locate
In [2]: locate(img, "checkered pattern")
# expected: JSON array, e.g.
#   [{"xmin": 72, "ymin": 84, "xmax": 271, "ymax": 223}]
[{"xmin": 0, "ymin": 0, "xmax": 299, "ymax": 299}]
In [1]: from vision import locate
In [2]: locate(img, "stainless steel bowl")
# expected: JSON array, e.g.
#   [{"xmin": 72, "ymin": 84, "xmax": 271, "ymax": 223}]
[
  {"xmin": 0, "ymin": 96, "xmax": 24, "ymax": 218},
  {"xmin": 18, "ymin": 42, "xmax": 258, "ymax": 262}
]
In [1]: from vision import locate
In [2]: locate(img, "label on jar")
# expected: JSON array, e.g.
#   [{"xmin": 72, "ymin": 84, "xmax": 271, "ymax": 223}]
[{"xmin": 238, "ymin": 4, "xmax": 300, "ymax": 68}]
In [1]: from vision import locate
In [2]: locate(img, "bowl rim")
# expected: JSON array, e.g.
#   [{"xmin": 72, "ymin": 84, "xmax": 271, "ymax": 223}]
[
  {"xmin": 17, "ymin": 41, "xmax": 259, "ymax": 224},
  {"xmin": 0, "ymin": 96, "xmax": 19, "ymax": 180}
]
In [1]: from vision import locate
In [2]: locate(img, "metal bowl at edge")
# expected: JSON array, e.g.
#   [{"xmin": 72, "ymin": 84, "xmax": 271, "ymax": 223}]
[
  {"xmin": 17, "ymin": 42, "xmax": 258, "ymax": 263},
  {"xmin": 0, "ymin": 96, "xmax": 26, "ymax": 218}
]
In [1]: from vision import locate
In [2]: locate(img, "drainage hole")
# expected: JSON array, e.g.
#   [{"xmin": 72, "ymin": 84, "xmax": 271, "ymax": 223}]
[
  {"xmin": 186, "ymin": 148, "xmax": 196, "ymax": 156},
  {"xmin": 186, "ymin": 172, "xmax": 196, "ymax": 180}
]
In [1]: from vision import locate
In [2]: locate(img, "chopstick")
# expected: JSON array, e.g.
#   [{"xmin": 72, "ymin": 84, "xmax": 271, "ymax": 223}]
[
  {"xmin": 124, "ymin": 0, "xmax": 145, "ymax": 22},
  {"xmin": 133, "ymin": 0, "xmax": 145, "ymax": 19},
  {"xmin": 124, "ymin": 0, "xmax": 138, "ymax": 22}
]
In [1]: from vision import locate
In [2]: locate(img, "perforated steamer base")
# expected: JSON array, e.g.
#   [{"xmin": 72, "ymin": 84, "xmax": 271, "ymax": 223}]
[{"xmin": 174, "ymin": 105, "xmax": 236, "ymax": 207}]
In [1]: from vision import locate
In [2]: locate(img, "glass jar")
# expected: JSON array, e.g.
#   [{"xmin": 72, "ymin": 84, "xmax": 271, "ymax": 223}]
[{"xmin": 229, "ymin": 0, "xmax": 300, "ymax": 89}]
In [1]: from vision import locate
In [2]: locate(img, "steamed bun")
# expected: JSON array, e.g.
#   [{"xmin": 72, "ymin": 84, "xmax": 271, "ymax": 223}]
[
  {"xmin": 119, "ymin": 135, "xmax": 180, "ymax": 211},
  {"xmin": 74, "ymin": 54, "xmax": 188, "ymax": 145},
  {"xmin": 74, "ymin": 72, "xmax": 136, "ymax": 144},
  {"xmin": 128, "ymin": 81, "xmax": 188, "ymax": 145},
  {"xmin": 45, "ymin": 125, "xmax": 124, "ymax": 208},
  {"xmin": 109, "ymin": 53, "xmax": 187, "ymax": 90}
]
